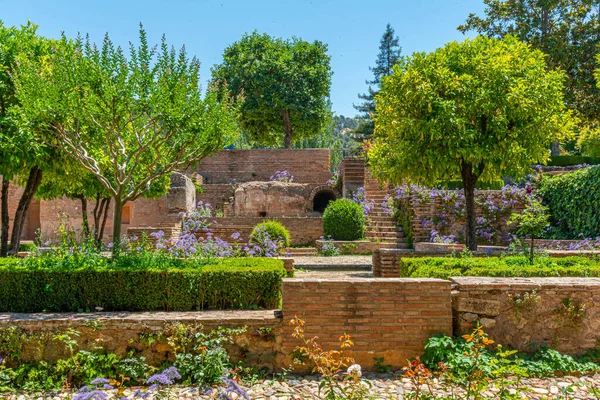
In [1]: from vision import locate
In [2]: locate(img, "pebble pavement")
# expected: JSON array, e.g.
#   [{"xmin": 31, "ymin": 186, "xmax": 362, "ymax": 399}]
[{"xmin": 4, "ymin": 373, "xmax": 600, "ymax": 399}]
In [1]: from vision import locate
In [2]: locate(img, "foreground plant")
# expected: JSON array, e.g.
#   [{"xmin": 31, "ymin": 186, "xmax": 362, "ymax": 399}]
[{"xmin": 289, "ymin": 317, "xmax": 371, "ymax": 400}]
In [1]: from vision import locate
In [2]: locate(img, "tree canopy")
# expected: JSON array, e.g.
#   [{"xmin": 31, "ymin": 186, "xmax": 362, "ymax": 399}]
[
  {"xmin": 459, "ymin": 0, "xmax": 600, "ymax": 126},
  {"xmin": 0, "ymin": 21, "xmax": 53, "ymax": 255},
  {"xmin": 212, "ymin": 31, "xmax": 332, "ymax": 149},
  {"xmin": 354, "ymin": 23, "xmax": 402, "ymax": 139},
  {"xmin": 368, "ymin": 35, "xmax": 573, "ymax": 250},
  {"xmin": 14, "ymin": 25, "xmax": 238, "ymax": 254}
]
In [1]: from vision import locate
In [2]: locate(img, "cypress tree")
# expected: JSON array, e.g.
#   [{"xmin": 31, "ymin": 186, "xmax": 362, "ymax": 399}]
[{"xmin": 354, "ymin": 23, "xmax": 402, "ymax": 139}]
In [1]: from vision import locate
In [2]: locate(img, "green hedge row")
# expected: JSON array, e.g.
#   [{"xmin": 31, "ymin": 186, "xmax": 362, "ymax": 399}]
[
  {"xmin": 538, "ymin": 166, "xmax": 600, "ymax": 239},
  {"xmin": 399, "ymin": 256, "xmax": 600, "ymax": 280},
  {"xmin": 547, "ymin": 155, "xmax": 600, "ymax": 166},
  {"xmin": 0, "ymin": 257, "xmax": 286, "ymax": 312}
]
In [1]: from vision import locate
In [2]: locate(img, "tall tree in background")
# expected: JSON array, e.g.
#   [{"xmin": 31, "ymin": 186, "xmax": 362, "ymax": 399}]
[
  {"xmin": 212, "ymin": 32, "xmax": 332, "ymax": 149},
  {"xmin": 368, "ymin": 36, "xmax": 573, "ymax": 251},
  {"xmin": 354, "ymin": 23, "xmax": 402, "ymax": 139},
  {"xmin": 15, "ymin": 26, "xmax": 238, "ymax": 256},
  {"xmin": 459, "ymin": 0, "xmax": 600, "ymax": 155}
]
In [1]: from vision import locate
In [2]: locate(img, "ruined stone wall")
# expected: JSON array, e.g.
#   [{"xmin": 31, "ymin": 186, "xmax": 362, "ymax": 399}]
[
  {"xmin": 452, "ymin": 277, "xmax": 600, "ymax": 355},
  {"xmin": 233, "ymin": 182, "xmax": 315, "ymax": 217},
  {"xmin": 190, "ymin": 149, "xmax": 331, "ymax": 184},
  {"xmin": 280, "ymin": 278, "xmax": 453, "ymax": 370}
]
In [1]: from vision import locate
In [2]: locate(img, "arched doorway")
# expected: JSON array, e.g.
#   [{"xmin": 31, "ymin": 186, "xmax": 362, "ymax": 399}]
[{"xmin": 312, "ymin": 189, "xmax": 337, "ymax": 213}]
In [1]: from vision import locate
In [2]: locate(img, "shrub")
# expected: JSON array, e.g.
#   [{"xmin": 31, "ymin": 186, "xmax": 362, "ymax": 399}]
[
  {"xmin": 538, "ymin": 166, "xmax": 600, "ymax": 239},
  {"xmin": 0, "ymin": 257, "xmax": 286, "ymax": 312},
  {"xmin": 322, "ymin": 199, "xmax": 365, "ymax": 241},
  {"xmin": 398, "ymin": 256, "xmax": 600, "ymax": 280},
  {"xmin": 250, "ymin": 220, "xmax": 291, "ymax": 248},
  {"xmin": 547, "ymin": 155, "xmax": 600, "ymax": 166},
  {"xmin": 577, "ymin": 127, "xmax": 600, "ymax": 158}
]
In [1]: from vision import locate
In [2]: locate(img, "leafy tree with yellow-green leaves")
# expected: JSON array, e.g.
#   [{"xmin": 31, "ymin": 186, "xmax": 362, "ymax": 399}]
[{"xmin": 368, "ymin": 36, "xmax": 573, "ymax": 251}]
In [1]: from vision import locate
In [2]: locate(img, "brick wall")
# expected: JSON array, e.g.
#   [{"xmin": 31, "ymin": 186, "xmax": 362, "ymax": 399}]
[
  {"xmin": 452, "ymin": 277, "xmax": 600, "ymax": 355},
  {"xmin": 201, "ymin": 216, "xmax": 323, "ymax": 246},
  {"xmin": 280, "ymin": 278, "xmax": 453, "ymax": 370},
  {"xmin": 198, "ymin": 184, "xmax": 234, "ymax": 212},
  {"xmin": 190, "ymin": 149, "xmax": 332, "ymax": 184}
]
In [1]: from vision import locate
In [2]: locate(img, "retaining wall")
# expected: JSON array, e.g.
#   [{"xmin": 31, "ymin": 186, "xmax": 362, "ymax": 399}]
[
  {"xmin": 452, "ymin": 277, "xmax": 600, "ymax": 354},
  {"xmin": 4, "ymin": 277, "xmax": 600, "ymax": 371}
]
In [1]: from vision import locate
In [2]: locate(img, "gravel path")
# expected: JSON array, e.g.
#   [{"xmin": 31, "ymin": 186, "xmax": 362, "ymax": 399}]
[
  {"xmin": 292, "ymin": 256, "xmax": 372, "ymax": 267},
  {"xmin": 6, "ymin": 374, "xmax": 600, "ymax": 399}
]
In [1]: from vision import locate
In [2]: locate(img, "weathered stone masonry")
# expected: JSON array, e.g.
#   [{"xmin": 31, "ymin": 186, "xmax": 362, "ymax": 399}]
[{"xmin": 2, "ymin": 277, "xmax": 600, "ymax": 370}]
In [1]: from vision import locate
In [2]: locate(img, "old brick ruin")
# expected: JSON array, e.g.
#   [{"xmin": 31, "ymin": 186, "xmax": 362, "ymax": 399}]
[
  {"xmin": 4, "ymin": 149, "xmax": 409, "ymax": 246},
  {"xmin": 4, "ymin": 148, "xmax": 528, "ymax": 247}
]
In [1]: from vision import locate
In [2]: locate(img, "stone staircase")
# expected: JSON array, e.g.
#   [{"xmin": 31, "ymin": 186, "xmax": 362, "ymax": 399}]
[{"xmin": 364, "ymin": 177, "xmax": 408, "ymax": 248}]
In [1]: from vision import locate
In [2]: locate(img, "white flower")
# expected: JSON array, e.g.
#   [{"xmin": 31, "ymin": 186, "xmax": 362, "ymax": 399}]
[{"xmin": 347, "ymin": 364, "xmax": 362, "ymax": 377}]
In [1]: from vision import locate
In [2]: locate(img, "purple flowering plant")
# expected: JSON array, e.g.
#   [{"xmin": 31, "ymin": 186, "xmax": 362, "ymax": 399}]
[{"xmin": 269, "ymin": 170, "xmax": 294, "ymax": 183}]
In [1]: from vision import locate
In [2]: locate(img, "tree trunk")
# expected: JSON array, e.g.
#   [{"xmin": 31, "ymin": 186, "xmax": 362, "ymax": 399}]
[
  {"xmin": 530, "ymin": 234, "xmax": 535, "ymax": 265},
  {"xmin": 550, "ymin": 142, "xmax": 560, "ymax": 157},
  {"xmin": 76, "ymin": 195, "xmax": 90, "ymax": 238},
  {"xmin": 96, "ymin": 198, "xmax": 110, "ymax": 244},
  {"xmin": 111, "ymin": 198, "xmax": 123, "ymax": 257},
  {"xmin": 0, "ymin": 177, "xmax": 9, "ymax": 257},
  {"xmin": 281, "ymin": 110, "xmax": 293, "ymax": 149},
  {"xmin": 460, "ymin": 160, "xmax": 484, "ymax": 252},
  {"xmin": 9, "ymin": 166, "xmax": 43, "ymax": 255}
]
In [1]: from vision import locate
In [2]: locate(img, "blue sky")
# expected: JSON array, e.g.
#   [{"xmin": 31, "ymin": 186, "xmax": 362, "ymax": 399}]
[{"xmin": 1, "ymin": 0, "xmax": 485, "ymax": 117}]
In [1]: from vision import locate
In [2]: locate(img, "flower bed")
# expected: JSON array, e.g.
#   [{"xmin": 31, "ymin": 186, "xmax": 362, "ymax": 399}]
[
  {"xmin": 0, "ymin": 256, "xmax": 285, "ymax": 312},
  {"xmin": 397, "ymin": 256, "xmax": 600, "ymax": 280}
]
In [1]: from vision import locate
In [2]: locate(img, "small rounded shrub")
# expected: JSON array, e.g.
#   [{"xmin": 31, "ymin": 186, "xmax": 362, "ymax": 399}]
[
  {"xmin": 322, "ymin": 199, "xmax": 365, "ymax": 241},
  {"xmin": 251, "ymin": 220, "xmax": 291, "ymax": 248}
]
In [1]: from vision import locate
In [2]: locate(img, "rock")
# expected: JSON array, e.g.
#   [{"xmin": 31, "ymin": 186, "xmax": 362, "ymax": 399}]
[
  {"xmin": 462, "ymin": 313, "xmax": 478, "ymax": 322},
  {"xmin": 480, "ymin": 317, "xmax": 497, "ymax": 328}
]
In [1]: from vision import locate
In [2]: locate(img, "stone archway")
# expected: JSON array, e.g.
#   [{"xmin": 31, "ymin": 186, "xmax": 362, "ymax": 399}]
[{"xmin": 310, "ymin": 185, "xmax": 341, "ymax": 214}]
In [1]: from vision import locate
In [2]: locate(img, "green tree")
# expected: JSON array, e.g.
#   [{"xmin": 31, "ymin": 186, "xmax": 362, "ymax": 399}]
[
  {"xmin": 0, "ymin": 21, "xmax": 52, "ymax": 256},
  {"xmin": 368, "ymin": 36, "xmax": 573, "ymax": 251},
  {"xmin": 459, "ymin": 0, "xmax": 600, "ymax": 154},
  {"xmin": 509, "ymin": 199, "xmax": 550, "ymax": 264},
  {"xmin": 15, "ymin": 26, "xmax": 238, "ymax": 255},
  {"xmin": 212, "ymin": 31, "xmax": 332, "ymax": 149},
  {"xmin": 354, "ymin": 23, "xmax": 402, "ymax": 139}
]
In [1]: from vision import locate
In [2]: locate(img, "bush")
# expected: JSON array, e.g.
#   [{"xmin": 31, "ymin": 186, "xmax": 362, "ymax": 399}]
[
  {"xmin": 547, "ymin": 155, "xmax": 600, "ymax": 166},
  {"xmin": 322, "ymin": 199, "xmax": 365, "ymax": 241},
  {"xmin": 250, "ymin": 220, "xmax": 291, "ymax": 248},
  {"xmin": 436, "ymin": 179, "xmax": 505, "ymax": 190},
  {"xmin": 577, "ymin": 127, "xmax": 600, "ymax": 158},
  {"xmin": 398, "ymin": 256, "xmax": 600, "ymax": 280},
  {"xmin": 538, "ymin": 166, "xmax": 600, "ymax": 239},
  {"xmin": 0, "ymin": 256, "xmax": 286, "ymax": 312}
]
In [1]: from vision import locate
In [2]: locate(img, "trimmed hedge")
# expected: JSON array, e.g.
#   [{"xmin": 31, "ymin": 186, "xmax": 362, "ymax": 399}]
[
  {"xmin": 547, "ymin": 155, "xmax": 600, "ymax": 166},
  {"xmin": 323, "ymin": 199, "xmax": 365, "ymax": 241},
  {"xmin": 0, "ymin": 256, "xmax": 285, "ymax": 312},
  {"xmin": 399, "ymin": 256, "xmax": 600, "ymax": 280},
  {"xmin": 538, "ymin": 166, "xmax": 600, "ymax": 239}
]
